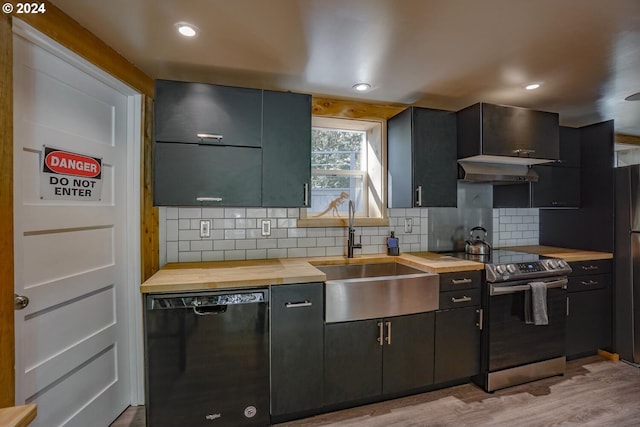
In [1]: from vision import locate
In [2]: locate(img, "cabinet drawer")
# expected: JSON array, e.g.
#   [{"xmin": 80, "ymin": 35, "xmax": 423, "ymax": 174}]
[
  {"xmin": 568, "ymin": 260, "xmax": 612, "ymax": 276},
  {"xmin": 439, "ymin": 270, "xmax": 482, "ymax": 292},
  {"xmin": 567, "ymin": 273, "xmax": 610, "ymax": 292},
  {"xmin": 439, "ymin": 288, "xmax": 481, "ymax": 310}
]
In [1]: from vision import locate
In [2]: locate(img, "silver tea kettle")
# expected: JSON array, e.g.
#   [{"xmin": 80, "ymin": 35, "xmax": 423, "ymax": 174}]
[{"xmin": 465, "ymin": 226, "xmax": 492, "ymax": 255}]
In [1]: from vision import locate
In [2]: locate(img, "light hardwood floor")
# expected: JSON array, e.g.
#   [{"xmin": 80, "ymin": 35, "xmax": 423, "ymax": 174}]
[{"xmin": 111, "ymin": 355, "xmax": 640, "ymax": 426}]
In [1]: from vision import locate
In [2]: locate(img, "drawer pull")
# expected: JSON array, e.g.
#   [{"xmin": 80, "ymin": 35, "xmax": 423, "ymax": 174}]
[
  {"xmin": 197, "ymin": 133, "xmax": 223, "ymax": 141},
  {"xmin": 285, "ymin": 301, "xmax": 312, "ymax": 308},
  {"xmin": 451, "ymin": 296, "xmax": 472, "ymax": 303},
  {"xmin": 581, "ymin": 265, "xmax": 599, "ymax": 271},
  {"xmin": 451, "ymin": 278, "xmax": 473, "ymax": 285},
  {"xmin": 196, "ymin": 197, "xmax": 223, "ymax": 202},
  {"xmin": 580, "ymin": 280, "xmax": 599, "ymax": 286}
]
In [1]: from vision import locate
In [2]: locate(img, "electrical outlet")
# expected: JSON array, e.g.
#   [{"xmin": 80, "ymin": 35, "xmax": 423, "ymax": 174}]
[
  {"xmin": 261, "ymin": 220, "xmax": 271, "ymax": 236},
  {"xmin": 199, "ymin": 219, "xmax": 211, "ymax": 238},
  {"xmin": 404, "ymin": 217, "xmax": 413, "ymax": 233}
]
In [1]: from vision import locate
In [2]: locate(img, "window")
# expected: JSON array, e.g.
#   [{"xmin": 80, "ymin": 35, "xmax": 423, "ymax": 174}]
[{"xmin": 300, "ymin": 116, "xmax": 386, "ymax": 225}]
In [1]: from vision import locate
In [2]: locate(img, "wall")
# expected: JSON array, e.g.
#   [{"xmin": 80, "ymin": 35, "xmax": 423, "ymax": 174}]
[{"xmin": 158, "ymin": 206, "xmax": 539, "ymax": 264}]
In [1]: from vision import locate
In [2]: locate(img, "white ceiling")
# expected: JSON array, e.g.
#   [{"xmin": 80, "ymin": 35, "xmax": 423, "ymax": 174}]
[{"xmin": 50, "ymin": 0, "xmax": 640, "ymax": 136}]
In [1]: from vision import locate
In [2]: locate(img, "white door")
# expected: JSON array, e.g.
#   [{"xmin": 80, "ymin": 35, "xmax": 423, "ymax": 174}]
[{"xmin": 13, "ymin": 23, "xmax": 139, "ymax": 426}]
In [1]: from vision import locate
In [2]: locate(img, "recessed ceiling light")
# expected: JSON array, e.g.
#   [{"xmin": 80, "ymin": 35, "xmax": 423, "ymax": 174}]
[
  {"xmin": 176, "ymin": 22, "xmax": 199, "ymax": 37},
  {"xmin": 352, "ymin": 83, "xmax": 372, "ymax": 92},
  {"xmin": 525, "ymin": 83, "xmax": 541, "ymax": 90},
  {"xmin": 625, "ymin": 92, "xmax": 640, "ymax": 101}
]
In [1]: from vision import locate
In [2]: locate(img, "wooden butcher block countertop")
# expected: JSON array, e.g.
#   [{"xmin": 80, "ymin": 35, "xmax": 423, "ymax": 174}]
[
  {"xmin": 507, "ymin": 245, "xmax": 613, "ymax": 262},
  {"xmin": 0, "ymin": 405, "xmax": 37, "ymax": 427},
  {"xmin": 141, "ymin": 253, "xmax": 484, "ymax": 293}
]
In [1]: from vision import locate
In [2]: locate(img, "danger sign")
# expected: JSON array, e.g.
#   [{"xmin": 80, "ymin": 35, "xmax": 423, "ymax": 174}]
[{"xmin": 40, "ymin": 146, "xmax": 103, "ymax": 201}]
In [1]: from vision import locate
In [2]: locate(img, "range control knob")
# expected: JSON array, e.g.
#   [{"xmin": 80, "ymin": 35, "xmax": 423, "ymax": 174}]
[
  {"xmin": 495, "ymin": 265, "xmax": 506, "ymax": 274},
  {"xmin": 547, "ymin": 259, "xmax": 559, "ymax": 269},
  {"xmin": 506, "ymin": 264, "xmax": 517, "ymax": 274}
]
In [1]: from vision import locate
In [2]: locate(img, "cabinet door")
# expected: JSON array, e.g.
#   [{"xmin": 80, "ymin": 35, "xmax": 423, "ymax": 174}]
[
  {"xmin": 532, "ymin": 165, "xmax": 580, "ymax": 208},
  {"xmin": 413, "ymin": 108, "xmax": 457, "ymax": 207},
  {"xmin": 481, "ymin": 103, "xmax": 559, "ymax": 160},
  {"xmin": 382, "ymin": 312, "xmax": 435, "ymax": 394},
  {"xmin": 558, "ymin": 126, "xmax": 581, "ymax": 167},
  {"xmin": 262, "ymin": 90, "xmax": 311, "ymax": 207},
  {"xmin": 155, "ymin": 80, "xmax": 262, "ymax": 147},
  {"xmin": 271, "ymin": 283, "xmax": 324, "ymax": 416},
  {"xmin": 154, "ymin": 142, "xmax": 262, "ymax": 206},
  {"xmin": 566, "ymin": 287, "xmax": 612, "ymax": 358},
  {"xmin": 434, "ymin": 307, "xmax": 481, "ymax": 383},
  {"xmin": 324, "ymin": 320, "xmax": 382, "ymax": 405},
  {"xmin": 388, "ymin": 107, "xmax": 457, "ymax": 208}
]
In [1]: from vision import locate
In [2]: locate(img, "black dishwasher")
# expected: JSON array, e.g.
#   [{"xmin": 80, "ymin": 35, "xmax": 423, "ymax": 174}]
[{"xmin": 144, "ymin": 289, "xmax": 269, "ymax": 427}]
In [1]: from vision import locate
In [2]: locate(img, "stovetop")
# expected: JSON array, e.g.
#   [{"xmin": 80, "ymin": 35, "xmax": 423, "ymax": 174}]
[
  {"xmin": 442, "ymin": 249, "xmax": 544, "ymax": 265},
  {"xmin": 441, "ymin": 249, "xmax": 572, "ymax": 283}
]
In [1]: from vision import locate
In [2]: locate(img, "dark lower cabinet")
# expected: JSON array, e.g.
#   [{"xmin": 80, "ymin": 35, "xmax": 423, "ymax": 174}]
[
  {"xmin": 566, "ymin": 264, "xmax": 612, "ymax": 359},
  {"xmin": 324, "ymin": 312, "xmax": 435, "ymax": 406},
  {"xmin": 434, "ymin": 306, "xmax": 481, "ymax": 384},
  {"xmin": 270, "ymin": 283, "xmax": 324, "ymax": 418}
]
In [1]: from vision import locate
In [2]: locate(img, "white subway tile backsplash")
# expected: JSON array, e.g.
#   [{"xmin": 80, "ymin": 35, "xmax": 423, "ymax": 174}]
[
  {"xmin": 224, "ymin": 208, "xmax": 246, "ymax": 219},
  {"xmin": 157, "ymin": 205, "xmax": 539, "ymax": 265}
]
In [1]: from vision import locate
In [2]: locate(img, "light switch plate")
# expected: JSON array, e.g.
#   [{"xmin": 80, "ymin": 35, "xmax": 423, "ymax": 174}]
[
  {"xmin": 261, "ymin": 220, "xmax": 271, "ymax": 236},
  {"xmin": 199, "ymin": 219, "xmax": 211, "ymax": 238},
  {"xmin": 404, "ymin": 217, "xmax": 413, "ymax": 233}
]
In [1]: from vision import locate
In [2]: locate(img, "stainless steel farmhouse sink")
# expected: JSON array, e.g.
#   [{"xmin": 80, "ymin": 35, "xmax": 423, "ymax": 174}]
[{"xmin": 315, "ymin": 262, "xmax": 439, "ymax": 323}]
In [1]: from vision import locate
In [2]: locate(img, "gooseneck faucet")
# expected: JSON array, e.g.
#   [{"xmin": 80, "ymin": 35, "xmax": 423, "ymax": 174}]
[{"xmin": 347, "ymin": 200, "xmax": 362, "ymax": 258}]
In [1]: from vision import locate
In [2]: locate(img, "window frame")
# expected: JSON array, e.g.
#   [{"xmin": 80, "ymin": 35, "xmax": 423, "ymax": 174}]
[{"xmin": 299, "ymin": 116, "xmax": 388, "ymax": 227}]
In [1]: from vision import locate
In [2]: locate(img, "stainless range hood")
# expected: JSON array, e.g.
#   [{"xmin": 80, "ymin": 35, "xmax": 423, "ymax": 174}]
[{"xmin": 458, "ymin": 160, "xmax": 539, "ymax": 183}]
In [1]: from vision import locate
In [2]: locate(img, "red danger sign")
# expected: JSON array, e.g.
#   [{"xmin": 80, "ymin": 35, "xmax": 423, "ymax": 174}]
[
  {"xmin": 44, "ymin": 148, "xmax": 101, "ymax": 178},
  {"xmin": 40, "ymin": 146, "xmax": 103, "ymax": 201}
]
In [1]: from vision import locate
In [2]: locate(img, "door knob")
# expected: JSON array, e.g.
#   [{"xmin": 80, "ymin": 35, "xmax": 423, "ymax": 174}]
[{"xmin": 14, "ymin": 294, "xmax": 29, "ymax": 310}]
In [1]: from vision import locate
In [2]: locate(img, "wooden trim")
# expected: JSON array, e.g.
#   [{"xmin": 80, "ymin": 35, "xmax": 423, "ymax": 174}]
[
  {"xmin": 0, "ymin": 13, "xmax": 15, "ymax": 408},
  {"xmin": 141, "ymin": 95, "xmax": 159, "ymax": 281},
  {"xmin": 312, "ymin": 97, "xmax": 406, "ymax": 120},
  {"xmin": 615, "ymin": 133, "xmax": 640, "ymax": 146},
  {"xmin": 12, "ymin": 0, "xmax": 154, "ymax": 97}
]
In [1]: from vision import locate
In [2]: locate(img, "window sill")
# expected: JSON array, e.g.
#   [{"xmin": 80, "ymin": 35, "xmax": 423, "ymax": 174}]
[{"xmin": 297, "ymin": 217, "xmax": 390, "ymax": 228}]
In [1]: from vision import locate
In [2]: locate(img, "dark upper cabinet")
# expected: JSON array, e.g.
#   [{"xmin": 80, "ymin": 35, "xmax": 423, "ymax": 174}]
[
  {"xmin": 388, "ymin": 107, "xmax": 457, "ymax": 208},
  {"xmin": 154, "ymin": 143, "xmax": 262, "ymax": 206},
  {"xmin": 153, "ymin": 80, "xmax": 312, "ymax": 207},
  {"xmin": 262, "ymin": 90, "xmax": 311, "ymax": 207},
  {"xmin": 457, "ymin": 102, "xmax": 559, "ymax": 161},
  {"xmin": 557, "ymin": 126, "xmax": 581, "ymax": 167},
  {"xmin": 155, "ymin": 79, "xmax": 262, "ymax": 147}
]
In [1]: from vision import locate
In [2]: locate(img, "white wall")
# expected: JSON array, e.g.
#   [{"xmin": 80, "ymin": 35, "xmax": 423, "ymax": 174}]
[{"xmin": 159, "ymin": 206, "xmax": 538, "ymax": 265}]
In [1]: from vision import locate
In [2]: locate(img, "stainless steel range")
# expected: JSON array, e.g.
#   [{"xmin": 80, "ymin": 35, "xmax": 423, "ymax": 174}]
[{"xmin": 443, "ymin": 250, "xmax": 572, "ymax": 392}]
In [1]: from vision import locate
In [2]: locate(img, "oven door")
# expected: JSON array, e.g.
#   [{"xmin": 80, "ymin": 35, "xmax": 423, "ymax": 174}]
[{"xmin": 487, "ymin": 277, "xmax": 567, "ymax": 372}]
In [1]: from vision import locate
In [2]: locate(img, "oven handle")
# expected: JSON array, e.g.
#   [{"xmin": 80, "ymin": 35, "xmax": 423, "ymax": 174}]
[{"xmin": 489, "ymin": 278, "xmax": 568, "ymax": 296}]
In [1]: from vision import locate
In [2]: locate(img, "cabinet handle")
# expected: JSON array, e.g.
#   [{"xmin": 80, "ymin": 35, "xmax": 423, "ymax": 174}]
[
  {"xmin": 566, "ymin": 297, "xmax": 570, "ymax": 317},
  {"xmin": 303, "ymin": 183, "xmax": 309, "ymax": 206},
  {"xmin": 377, "ymin": 322, "xmax": 384, "ymax": 346},
  {"xmin": 285, "ymin": 300, "xmax": 312, "ymax": 308},
  {"xmin": 476, "ymin": 308, "xmax": 483, "ymax": 330},
  {"xmin": 581, "ymin": 265, "xmax": 599, "ymax": 271},
  {"xmin": 513, "ymin": 148, "xmax": 535, "ymax": 156},
  {"xmin": 385, "ymin": 321, "xmax": 392, "ymax": 345},
  {"xmin": 451, "ymin": 296, "xmax": 472, "ymax": 303},
  {"xmin": 197, "ymin": 133, "xmax": 223, "ymax": 142},
  {"xmin": 196, "ymin": 197, "xmax": 223, "ymax": 202},
  {"xmin": 451, "ymin": 278, "xmax": 473, "ymax": 285},
  {"xmin": 415, "ymin": 185, "xmax": 423, "ymax": 207},
  {"xmin": 580, "ymin": 280, "xmax": 599, "ymax": 286}
]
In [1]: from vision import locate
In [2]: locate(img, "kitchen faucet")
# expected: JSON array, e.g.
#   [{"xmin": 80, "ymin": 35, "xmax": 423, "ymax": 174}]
[{"xmin": 347, "ymin": 200, "xmax": 362, "ymax": 258}]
